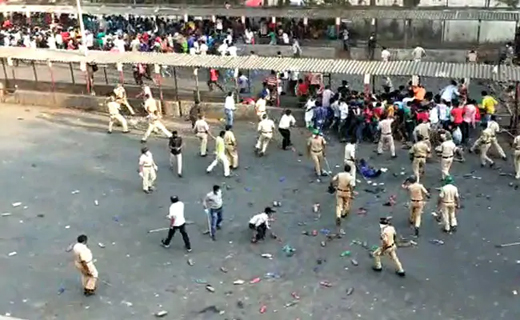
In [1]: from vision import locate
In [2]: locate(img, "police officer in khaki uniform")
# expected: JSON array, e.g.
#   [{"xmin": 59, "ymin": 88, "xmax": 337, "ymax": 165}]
[
  {"xmin": 372, "ymin": 217, "xmax": 405, "ymax": 277},
  {"xmin": 113, "ymin": 83, "xmax": 135, "ymax": 115},
  {"xmin": 330, "ymin": 164, "xmax": 354, "ymax": 228},
  {"xmin": 193, "ymin": 114, "xmax": 212, "ymax": 157},
  {"xmin": 255, "ymin": 114, "xmax": 276, "ymax": 157},
  {"xmin": 107, "ymin": 94, "xmax": 129, "ymax": 134},
  {"xmin": 487, "ymin": 115, "xmax": 507, "ymax": 160},
  {"xmin": 513, "ymin": 134, "xmax": 520, "ymax": 179},
  {"xmin": 413, "ymin": 119, "xmax": 431, "ymax": 151},
  {"xmin": 438, "ymin": 132, "xmax": 458, "ymax": 180},
  {"xmin": 402, "ymin": 175, "xmax": 429, "ymax": 236},
  {"xmin": 437, "ymin": 175, "xmax": 460, "ymax": 233},
  {"xmin": 224, "ymin": 125, "xmax": 238, "ymax": 169},
  {"xmin": 470, "ymin": 128, "xmax": 495, "ymax": 167},
  {"xmin": 409, "ymin": 135, "xmax": 431, "ymax": 182},
  {"xmin": 344, "ymin": 137, "xmax": 357, "ymax": 187},
  {"xmin": 307, "ymin": 129, "xmax": 327, "ymax": 177},
  {"xmin": 138, "ymin": 147, "xmax": 158, "ymax": 194},
  {"xmin": 141, "ymin": 94, "xmax": 172, "ymax": 143},
  {"xmin": 377, "ymin": 114, "xmax": 396, "ymax": 157}
]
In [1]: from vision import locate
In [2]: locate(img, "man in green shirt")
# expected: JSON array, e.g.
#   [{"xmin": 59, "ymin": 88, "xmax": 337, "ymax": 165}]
[{"xmin": 206, "ymin": 131, "xmax": 230, "ymax": 177}]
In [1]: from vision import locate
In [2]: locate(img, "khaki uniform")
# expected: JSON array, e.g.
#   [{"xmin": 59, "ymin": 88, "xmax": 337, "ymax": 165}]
[
  {"xmin": 255, "ymin": 98, "xmax": 267, "ymax": 121},
  {"xmin": 409, "ymin": 141, "xmax": 430, "ymax": 182},
  {"xmin": 139, "ymin": 151, "xmax": 157, "ymax": 191},
  {"xmin": 439, "ymin": 184, "xmax": 459, "ymax": 232},
  {"xmin": 487, "ymin": 120, "xmax": 506, "ymax": 158},
  {"xmin": 344, "ymin": 143, "xmax": 356, "ymax": 187},
  {"xmin": 72, "ymin": 242, "xmax": 98, "ymax": 294},
  {"xmin": 513, "ymin": 135, "xmax": 520, "ymax": 179},
  {"xmin": 373, "ymin": 225, "xmax": 404, "ymax": 273},
  {"xmin": 439, "ymin": 140, "xmax": 457, "ymax": 179},
  {"xmin": 307, "ymin": 135, "xmax": 326, "ymax": 176},
  {"xmin": 224, "ymin": 130, "xmax": 238, "ymax": 169},
  {"xmin": 332, "ymin": 172, "xmax": 354, "ymax": 220},
  {"xmin": 114, "ymin": 86, "xmax": 135, "ymax": 115},
  {"xmin": 107, "ymin": 101, "xmax": 128, "ymax": 133},
  {"xmin": 377, "ymin": 118, "xmax": 395, "ymax": 156},
  {"xmin": 414, "ymin": 122, "xmax": 432, "ymax": 150},
  {"xmin": 405, "ymin": 182, "xmax": 428, "ymax": 228},
  {"xmin": 255, "ymin": 119, "xmax": 276, "ymax": 154},
  {"xmin": 194, "ymin": 119, "xmax": 210, "ymax": 156},
  {"xmin": 142, "ymin": 98, "xmax": 172, "ymax": 141},
  {"xmin": 471, "ymin": 128, "xmax": 494, "ymax": 165}
]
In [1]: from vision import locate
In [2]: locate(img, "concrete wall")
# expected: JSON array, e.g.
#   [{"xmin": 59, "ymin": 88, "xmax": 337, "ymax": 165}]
[{"xmin": 3, "ymin": 90, "xmax": 306, "ymax": 125}]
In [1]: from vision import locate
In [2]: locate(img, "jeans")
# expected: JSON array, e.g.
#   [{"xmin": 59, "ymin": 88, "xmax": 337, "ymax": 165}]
[
  {"xmin": 208, "ymin": 207, "xmax": 223, "ymax": 237},
  {"xmin": 163, "ymin": 223, "xmax": 191, "ymax": 250},
  {"xmin": 225, "ymin": 109, "xmax": 234, "ymax": 128}
]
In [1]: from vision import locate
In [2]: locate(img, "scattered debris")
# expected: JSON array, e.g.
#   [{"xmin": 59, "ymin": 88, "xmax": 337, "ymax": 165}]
[
  {"xmin": 94, "ymin": 200, "xmax": 99, "ymax": 206},
  {"xmin": 187, "ymin": 258, "xmax": 194, "ymax": 266},
  {"xmin": 36, "ymin": 214, "xmax": 44, "ymax": 218},
  {"xmin": 285, "ymin": 301, "xmax": 298, "ymax": 307},
  {"xmin": 313, "ymin": 204, "xmax": 320, "ymax": 212},
  {"xmin": 513, "ymin": 290, "xmax": 518, "ymax": 295},
  {"xmin": 320, "ymin": 241, "xmax": 326, "ymax": 247},
  {"xmin": 12, "ymin": 202, "xmax": 22, "ymax": 207},
  {"xmin": 1, "ymin": 213, "xmax": 11, "ymax": 217},
  {"xmin": 8, "ymin": 251, "xmax": 17, "ymax": 257},
  {"xmin": 98, "ymin": 243, "xmax": 105, "ymax": 248},
  {"xmin": 233, "ymin": 280, "xmax": 245, "ymax": 285},
  {"xmin": 205, "ymin": 285, "xmax": 215, "ymax": 293},
  {"xmin": 199, "ymin": 306, "xmax": 220, "ymax": 314},
  {"xmin": 346, "ymin": 287, "xmax": 355, "ymax": 296},
  {"xmin": 261, "ymin": 253, "xmax": 273, "ymax": 259},
  {"xmin": 319, "ymin": 281, "xmax": 333, "ymax": 287},
  {"xmin": 265, "ymin": 272, "xmax": 281, "ymax": 279},
  {"xmin": 340, "ymin": 251, "xmax": 351, "ymax": 257},
  {"xmin": 148, "ymin": 227, "xmax": 169, "ymax": 233},
  {"xmin": 237, "ymin": 301, "xmax": 244, "ymax": 309},
  {"xmin": 250, "ymin": 277, "xmax": 261, "ymax": 284},
  {"xmin": 65, "ymin": 225, "xmax": 70, "ymax": 229},
  {"xmin": 71, "ymin": 190, "xmax": 80, "ymax": 195},
  {"xmin": 282, "ymin": 245, "xmax": 296, "ymax": 257},
  {"xmin": 121, "ymin": 300, "xmax": 133, "ymax": 307},
  {"xmin": 311, "ymin": 230, "xmax": 318, "ymax": 236},
  {"xmin": 65, "ymin": 243, "xmax": 74, "ymax": 252},
  {"xmin": 429, "ymin": 239, "xmax": 445, "ymax": 246},
  {"xmin": 272, "ymin": 201, "xmax": 282, "ymax": 207},
  {"xmin": 259, "ymin": 305, "xmax": 267, "ymax": 313},
  {"xmin": 351, "ymin": 259, "xmax": 359, "ymax": 266},
  {"xmin": 220, "ymin": 267, "xmax": 228, "ymax": 273},
  {"xmin": 155, "ymin": 310, "xmax": 168, "ymax": 317},
  {"xmin": 58, "ymin": 287, "xmax": 65, "ymax": 295}
]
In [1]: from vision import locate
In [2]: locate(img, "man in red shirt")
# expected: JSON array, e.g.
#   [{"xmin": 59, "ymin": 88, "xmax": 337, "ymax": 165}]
[{"xmin": 450, "ymin": 102, "xmax": 464, "ymax": 126}]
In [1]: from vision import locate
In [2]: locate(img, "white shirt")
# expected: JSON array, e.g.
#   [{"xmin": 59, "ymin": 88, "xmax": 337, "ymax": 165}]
[
  {"xmin": 331, "ymin": 100, "xmax": 340, "ymax": 118},
  {"xmin": 282, "ymin": 33, "xmax": 290, "ymax": 44},
  {"xmin": 167, "ymin": 202, "xmax": 186, "ymax": 227},
  {"xmin": 339, "ymin": 102, "xmax": 349, "ymax": 120},
  {"xmin": 381, "ymin": 49, "xmax": 391, "ymax": 62},
  {"xmin": 204, "ymin": 190, "xmax": 223, "ymax": 209},
  {"xmin": 278, "ymin": 114, "xmax": 296, "ymax": 129},
  {"xmin": 218, "ymin": 43, "xmax": 228, "ymax": 56},
  {"xmin": 244, "ymin": 30, "xmax": 253, "ymax": 44},
  {"xmin": 344, "ymin": 143, "xmax": 356, "ymax": 163},
  {"xmin": 258, "ymin": 119, "xmax": 276, "ymax": 133},
  {"xmin": 139, "ymin": 152, "xmax": 154, "ymax": 167},
  {"xmin": 227, "ymin": 45, "xmax": 238, "ymax": 57},
  {"xmin": 440, "ymin": 85, "xmax": 459, "ymax": 103},
  {"xmin": 322, "ymin": 89, "xmax": 333, "ymax": 108},
  {"xmin": 143, "ymin": 86, "xmax": 153, "ymax": 99},
  {"xmin": 412, "ymin": 46, "xmax": 425, "ymax": 60},
  {"xmin": 437, "ymin": 103, "xmax": 449, "ymax": 121},
  {"xmin": 238, "ymin": 75, "xmax": 248, "ymax": 89},
  {"xmin": 200, "ymin": 43, "xmax": 208, "ymax": 55},
  {"xmin": 225, "ymin": 96, "xmax": 235, "ymax": 111},
  {"xmin": 429, "ymin": 107, "xmax": 439, "ymax": 124},
  {"xmin": 55, "ymin": 33, "xmax": 63, "ymax": 45},
  {"xmin": 249, "ymin": 212, "xmax": 270, "ymax": 229},
  {"xmin": 85, "ymin": 33, "xmax": 94, "ymax": 47},
  {"xmin": 114, "ymin": 38, "xmax": 125, "ymax": 53}
]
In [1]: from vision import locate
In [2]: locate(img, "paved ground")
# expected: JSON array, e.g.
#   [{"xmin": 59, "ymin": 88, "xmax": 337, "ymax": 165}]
[{"xmin": 1, "ymin": 104, "xmax": 520, "ymax": 320}]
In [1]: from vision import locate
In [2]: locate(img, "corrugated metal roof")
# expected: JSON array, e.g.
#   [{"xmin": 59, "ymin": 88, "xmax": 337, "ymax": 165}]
[
  {"xmin": 1, "ymin": 4, "xmax": 519, "ymax": 21},
  {"xmin": 1, "ymin": 47, "xmax": 518, "ymax": 81}
]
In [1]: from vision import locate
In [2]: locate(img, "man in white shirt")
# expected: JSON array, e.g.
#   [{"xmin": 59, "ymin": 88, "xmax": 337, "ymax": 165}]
[
  {"xmin": 440, "ymin": 80, "xmax": 459, "ymax": 103},
  {"xmin": 249, "ymin": 207, "xmax": 275, "ymax": 243},
  {"xmin": 227, "ymin": 42, "xmax": 238, "ymax": 56},
  {"xmin": 161, "ymin": 196, "xmax": 192, "ymax": 252},
  {"xmin": 381, "ymin": 47, "xmax": 391, "ymax": 62},
  {"xmin": 278, "ymin": 109, "xmax": 296, "ymax": 150},
  {"xmin": 203, "ymin": 185, "xmax": 224, "ymax": 241},
  {"xmin": 113, "ymin": 35, "xmax": 126, "ymax": 53},
  {"xmin": 344, "ymin": 137, "xmax": 357, "ymax": 186},
  {"xmin": 338, "ymin": 99, "xmax": 349, "ymax": 136},
  {"xmin": 218, "ymin": 42, "xmax": 228, "ymax": 56},
  {"xmin": 292, "ymin": 39, "xmax": 302, "ymax": 58},
  {"xmin": 224, "ymin": 92, "xmax": 236, "ymax": 128},
  {"xmin": 322, "ymin": 85, "xmax": 333, "ymax": 108},
  {"xmin": 199, "ymin": 41, "xmax": 208, "ymax": 55},
  {"xmin": 412, "ymin": 46, "xmax": 426, "ymax": 61}
]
